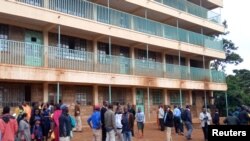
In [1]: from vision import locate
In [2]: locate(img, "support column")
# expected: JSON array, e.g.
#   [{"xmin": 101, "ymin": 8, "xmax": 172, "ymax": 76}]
[
  {"xmin": 162, "ymin": 51, "xmax": 166, "ymax": 77},
  {"xmin": 93, "ymin": 40, "xmax": 98, "ymax": 71},
  {"xmin": 43, "ymin": 31, "xmax": 48, "ymax": 67},
  {"xmin": 132, "ymin": 87, "xmax": 136, "ymax": 105},
  {"xmin": 163, "ymin": 89, "xmax": 168, "ymax": 105},
  {"xmin": 186, "ymin": 57, "xmax": 190, "ymax": 79},
  {"xmin": 130, "ymin": 47, "xmax": 135, "ymax": 75},
  {"xmin": 188, "ymin": 90, "xmax": 192, "ymax": 106},
  {"xmin": 43, "ymin": 82, "xmax": 49, "ymax": 103},
  {"xmin": 93, "ymin": 85, "xmax": 99, "ymax": 105},
  {"xmin": 210, "ymin": 91, "xmax": 214, "ymax": 105}
]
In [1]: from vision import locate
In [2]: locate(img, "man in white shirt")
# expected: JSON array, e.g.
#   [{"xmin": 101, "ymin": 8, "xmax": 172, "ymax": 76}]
[
  {"xmin": 199, "ymin": 108, "xmax": 212, "ymax": 141},
  {"xmin": 115, "ymin": 107, "xmax": 123, "ymax": 141},
  {"xmin": 158, "ymin": 105, "xmax": 165, "ymax": 131}
]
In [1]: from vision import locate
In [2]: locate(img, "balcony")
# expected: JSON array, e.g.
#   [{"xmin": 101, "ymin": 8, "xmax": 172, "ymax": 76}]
[
  {"xmin": 14, "ymin": 0, "xmax": 223, "ymax": 51},
  {"xmin": 0, "ymin": 39, "xmax": 225, "ymax": 83},
  {"xmin": 155, "ymin": 0, "xmax": 221, "ymax": 24}
]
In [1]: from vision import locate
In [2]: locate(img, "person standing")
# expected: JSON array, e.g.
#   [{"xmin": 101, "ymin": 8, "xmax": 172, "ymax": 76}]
[
  {"xmin": 238, "ymin": 106, "xmax": 249, "ymax": 125},
  {"xmin": 18, "ymin": 113, "xmax": 31, "ymax": 141},
  {"xmin": 122, "ymin": 107, "xmax": 133, "ymax": 141},
  {"xmin": 212, "ymin": 109, "xmax": 220, "ymax": 125},
  {"xmin": 158, "ymin": 105, "xmax": 165, "ymax": 131},
  {"xmin": 52, "ymin": 104, "xmax": 62, "ymax": 141},
  {"xmin": 223, "ymin": 112, "xmax": 240, "ymax": 125},
  {"xmin": 87, "ymin": 105, "xmax": 102, "ymax": 141},
  {"xmin": 22, "ymin": 102, "xmax": 32, "ymax": 122},
  {"xmin": 115, "ymin": 107, "xmax": 123, "ymax": 141},
  {"xmin": 59, "ymin": 104, "xmax": 72, "ymax": 141},
  {"xmin": 183, "ymin": 105, "xmax": 193, "ymax": 140},
  {"xmin": 0, "ymin": 106, "xmax": 18, "ymax": 141},
  {"xmin": 135, "ymin": 107, "xmax": 145, "ymax": 138},
  {"xmin": 164, "ymin": 106, "xmax": 174, "ymax": 141},
  {"xmin": 74, "ymin": 101, "xmax": 82, "ymax": 132},
  {"xmin": 199, "ymin": 108, "xmax": 212, "ymax": 141},
  {"xmin": 101, "ymin": 101, "xmax": 108, "ymax": 141},
  {"xmin": 128, "ymin": 104, "xmax": 135, "ymax": 137},
  {"xmin": 104, "ymin": 104, "xmax": 117, "ymax": 141},
  {"xmin": 173, "ymin": 105, "xmax": 181, "ymax": 134}
]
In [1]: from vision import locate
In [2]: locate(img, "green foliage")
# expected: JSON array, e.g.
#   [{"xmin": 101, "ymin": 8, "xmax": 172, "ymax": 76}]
[
  {"xmin": 211, "ymin": 20, "xmax": 243, "ymax": 71},
  {"xmin": 215, "ymin": 69, "xmax": 250, "ymax": 116},
  {"xmin": 211, "ymin": 39, "xmax": 243, "ymax": 71}
]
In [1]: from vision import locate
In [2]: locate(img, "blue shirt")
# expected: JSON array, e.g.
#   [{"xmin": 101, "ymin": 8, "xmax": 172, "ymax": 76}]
[
  {"xmin": 173, "ymin": 108, "xmax": 181, "ymax": 117},
  {"xmin": 87, "ymin": 111, "xmax": 101, "ymax": 129}
]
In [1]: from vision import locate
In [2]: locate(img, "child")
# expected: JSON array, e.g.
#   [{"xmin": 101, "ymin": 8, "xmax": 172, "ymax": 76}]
[{"xmin": 32, "ymin": 117, "xmax": 43, "ymax": 141}]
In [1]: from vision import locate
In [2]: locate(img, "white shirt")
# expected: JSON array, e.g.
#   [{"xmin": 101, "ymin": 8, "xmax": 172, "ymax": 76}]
[
  {"xmin": 115, "ymin": 113, "xmax": 123, "ymax": 129},
  {"xmin": 158, "ymin": 107, "xmax": 164, "ymax": 119},
  {"xmin": 199, "ymin": 112, "xmax": 212, "ymax": 127}
]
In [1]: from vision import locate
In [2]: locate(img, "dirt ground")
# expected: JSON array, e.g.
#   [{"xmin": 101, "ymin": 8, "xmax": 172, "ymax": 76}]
[{"xmin": 71, "ymin": 123, "xmax": 204, "ymax": 141}]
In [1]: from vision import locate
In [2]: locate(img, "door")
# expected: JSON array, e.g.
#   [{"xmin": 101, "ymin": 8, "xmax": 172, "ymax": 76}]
[
  {"xmin": 136, "ymin": 89, "xmax": 144, "ymax": 113},
  {"xmin": 25, "ymin": 30, "xmax": 43, "ymax": 66},
  {"xmin": 0, "ymin": 88, "xmax": 3, "ymax": 107}
]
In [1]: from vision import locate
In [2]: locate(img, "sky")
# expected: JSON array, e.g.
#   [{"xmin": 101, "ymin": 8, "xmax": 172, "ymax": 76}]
[{"xmin": 221, "ymin": 0, "xmax": 250, "ymax": 74}]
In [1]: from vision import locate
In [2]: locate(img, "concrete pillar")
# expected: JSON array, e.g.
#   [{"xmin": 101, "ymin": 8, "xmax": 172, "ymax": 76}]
[
  {"xmin": 43, "ymin": 30, "xmax": 48, "ymax": 67},
  {"xmin": 130, "ymin": 47, "xmax": 135, "ymax": 75},
  {"xmin": 188, "ymin": 90, "xmax": 192, "ymax": 105},
  {"xmin": 43, "ymin": 82, "xmax": 49, "ymax": 103},
  {"xmin": 93, "ymin": 85, "xmax": 98, "ymax": 105},
  {"xmin": 186, "ymin": 57, "xmax": 190, "ymax": 79},
  {"xmin": 162, "ymin": 51, "xmax": 166, "ymax": 77},
  {"xmin": 210, "ymin": 91, "xmax": 214, "ymax": 105},
  {"xmin": 93, "ymin": 40, "xmax": 98, "ymax": 71},
  {"xmin": 132, "ymin": 87, "xmax": 136, "ymax": 105},
  {"xmin": 163, "ymin": 89, "xmax": 168, "ymax": 105}
]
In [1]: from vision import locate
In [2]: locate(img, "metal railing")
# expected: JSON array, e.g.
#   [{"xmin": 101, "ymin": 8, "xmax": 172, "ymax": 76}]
[
  {"xmin": 155, "ymin": 0, "xmax": 221, "ymax": 24},
  {"xmin": 15, "ymin": 0, "xmax": 223, "ymax": 51},
  {"xmin": 0, "ymin": 39, "xmax": 226, "ymax": 83},
  {"xmin": 0, "ymin": 39, "xmax": 44, "ymax": 67}
]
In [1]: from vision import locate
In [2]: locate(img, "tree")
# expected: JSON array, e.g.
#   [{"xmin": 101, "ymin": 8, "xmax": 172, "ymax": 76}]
[
  {"xmin": 215, "ymin": 69, "xmax": 250, "ymax": 116},
  {"xmin": 211, "ymin": 21, "xmax": 243, "ymax": 71}
]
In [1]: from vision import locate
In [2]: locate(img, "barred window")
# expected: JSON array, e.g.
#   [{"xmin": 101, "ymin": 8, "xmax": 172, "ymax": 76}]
[
  {"xmin": 0, "ymin": 24, "xmax": 8, "ymax": 51},
  {"xmin": 75, "ymin": 86, "xmax": 93, "ymax": 106},
  {"xmin": 152, "ymin": 89, "xmax": 163, "ymax": 105},
  {"xmin": 170, "ymin": 91, "xmax": 185, "ymax": 105}
]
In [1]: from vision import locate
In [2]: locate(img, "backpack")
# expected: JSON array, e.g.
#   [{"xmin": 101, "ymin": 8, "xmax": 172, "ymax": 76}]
[
  {"xmin": 70, "ymin": 115, "xmax": 76, "ymax": 128},
  {"xmin": 181, "ymin": 109, "xmax": 187, "ymax": 121}
]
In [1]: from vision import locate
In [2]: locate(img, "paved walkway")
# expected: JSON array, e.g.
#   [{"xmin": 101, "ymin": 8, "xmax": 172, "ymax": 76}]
[{"xmin": 72, "ymin": 123, "xmax": 204, "ymax": 141}]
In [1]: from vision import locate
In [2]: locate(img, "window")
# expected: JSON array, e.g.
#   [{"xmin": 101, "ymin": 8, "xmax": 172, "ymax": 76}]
[
  {"xmin": 101, "ymin": 87, "xmax": 126, "ymax": 105},
  {"xmin": 152, "ymin": 89, "xmax": 163, "ymax": 105},
  {"xmin": 137, "ymin": 49, "xmax": 157, "ymax": 69},
  {"xmin": 0, "ymin": 24, "xmax": 9, "ymax": 51},
  {"xmin": 170, "ymin": 91, "xmax": 185, "ymax": 105},
  {"xmin": 50, "ymin": 33, "xmax": 88, "ymax": 61},
  {"xmin": 75, "ymin": 86, "xmax": 93, "ymax": 106},
  {"xmin": 98, "ymin": 42, "xmax": 111, "ymax": 64}
]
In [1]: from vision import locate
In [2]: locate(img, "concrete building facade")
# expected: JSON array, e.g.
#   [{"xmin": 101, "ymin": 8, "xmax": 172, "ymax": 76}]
[{"xmin": 0, "ymin": 0, "xmax": 226, "ymax": 122}]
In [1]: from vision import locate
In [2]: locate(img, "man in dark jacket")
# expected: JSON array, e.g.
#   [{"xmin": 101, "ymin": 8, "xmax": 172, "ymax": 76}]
[
  {"xmin": 101, "ymin": 101, "xmax": 108, "ymax": 141},
  {"xmin": 164, "ymin": 106, "xmax": 174, "ymax": 141},
  {"xmin": 212, "ymin": 109, "xmax": 220, "ymax": 125},
  {"xmin": 183, "ymin": 105, "xmax": 193, "ymax": 140},
  {"xmin": 238, "ymin": 107, "xmax": 249, "ymax": 125},
  {"xmin": 59, "ymin": 104, "xmax": 72, "ymax": 141},
  {"xmin": 122, "ymin": 107, "xmax": 133, "ymax": 141},
  {"xmin": 224, "ymin": 112, "xmax": 240, "ymax": 125}
]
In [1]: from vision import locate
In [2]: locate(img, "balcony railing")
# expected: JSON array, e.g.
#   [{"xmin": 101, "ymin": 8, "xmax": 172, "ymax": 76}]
[
  {"xmin": 155, "ymin": 0, "xmax": 221, "ymax": 24},
  {"xmin": 0, "ymin": 39, "xmax": 226, "ymax": 83},
  {"xmin": 15, "ymin": 0, "xmax": 223, "ymax": 51}
]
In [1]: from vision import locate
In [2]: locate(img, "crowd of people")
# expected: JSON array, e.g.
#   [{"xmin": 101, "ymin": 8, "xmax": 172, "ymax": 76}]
[
  {"xmin": 0, "ymin": 100, "xmax": 249, "ymax": 141},
  {"xmin": 0, "ymin": 101, "xmax": 82, "ymax": 141}
]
